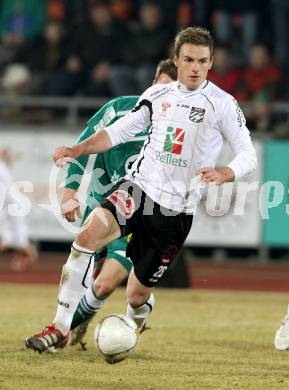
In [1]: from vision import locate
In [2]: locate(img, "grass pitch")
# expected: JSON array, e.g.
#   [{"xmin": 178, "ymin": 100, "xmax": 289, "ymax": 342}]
[{"xmin": 1, "ymin": 285, "xmax": 289, "ymax": 390}]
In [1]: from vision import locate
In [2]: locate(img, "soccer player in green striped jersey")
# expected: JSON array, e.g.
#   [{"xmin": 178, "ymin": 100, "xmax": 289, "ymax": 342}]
[{"xmin": 53, "ymin": 59, "xmax": 177, "ymax": 349}]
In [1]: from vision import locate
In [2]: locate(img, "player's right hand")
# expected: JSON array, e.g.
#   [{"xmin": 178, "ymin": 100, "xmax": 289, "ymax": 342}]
[
  {"xmin": 53, "ymin": 146, "xmax": 77, "ymax": 167},
  {"xmin": 61, "ymin": 188, "xmax": 82, "ymax": 222}
]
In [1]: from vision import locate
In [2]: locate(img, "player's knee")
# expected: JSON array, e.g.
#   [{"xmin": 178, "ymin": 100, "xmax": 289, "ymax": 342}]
[
  {"xmin": 76, "ymin": 229, "xmax": 103, "ymax": 252},
  {"xmin": 93, "ymin": 277, "xmax": 115, "ymax": 298}
]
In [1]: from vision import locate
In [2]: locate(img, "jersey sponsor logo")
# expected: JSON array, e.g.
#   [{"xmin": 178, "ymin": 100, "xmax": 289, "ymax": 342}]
[
  {"xmin": 189, "ymin": 106, "xmax": 205, "ymax": 123},
  {"xmin": 155, "ymin": 126, "xmax": 188, "ymax": 167},
  {"xmin": 107, "ymin": 189, "xmax": 135, "ymax": 219},
  {"xmin": 163, "ymin": 126, "xmax": 185, "ymax": 155},
  {"xmin": 155, "ymin": 151, "xmax": 188, "ymax": 167}
]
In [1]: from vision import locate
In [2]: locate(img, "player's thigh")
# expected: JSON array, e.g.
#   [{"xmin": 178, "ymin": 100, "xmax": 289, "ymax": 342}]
[
  {"xmin": 78, "ymin": 206, "xmax": 121, "ymax": 248},
  {"xmin": 94, "ymin": 257, "xmax": 129, "ymax": 291},
  {"xmin": 128, "ymin": 211, "xmax": 193, "ymax": 288}
]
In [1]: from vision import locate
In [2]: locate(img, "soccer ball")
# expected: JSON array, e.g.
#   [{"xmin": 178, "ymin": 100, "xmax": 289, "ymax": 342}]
[{"xmin": 94, "ymin": 314, "xmax": 139, "ymax": 364}]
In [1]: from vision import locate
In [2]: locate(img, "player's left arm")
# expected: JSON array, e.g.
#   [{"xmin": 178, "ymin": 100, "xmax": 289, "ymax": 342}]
[
  {"xmin": 219, "ymin": 97, "xmax": 257, "ymax": 180},
  {"xmin": 197, "ymin": 97, "xmax": 257, "ymax": 185}
]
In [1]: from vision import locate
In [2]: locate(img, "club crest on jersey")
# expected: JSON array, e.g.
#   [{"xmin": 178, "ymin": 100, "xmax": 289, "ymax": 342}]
[
  {"xmin": 107, "ymin": 189, "xmax": 135, "ymax": 219},
  {"xmin": 189, "ymin": 106, "xmax": 205, "ymax": 123}
]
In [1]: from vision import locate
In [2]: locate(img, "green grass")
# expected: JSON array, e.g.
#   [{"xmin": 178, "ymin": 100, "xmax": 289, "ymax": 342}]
[{"xmin": 1, "ymin": 285, "xmax": 289, "ymax": 390}]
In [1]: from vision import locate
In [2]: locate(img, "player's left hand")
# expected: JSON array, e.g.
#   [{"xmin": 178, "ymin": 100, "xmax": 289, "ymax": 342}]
[{"xmin": 196, "ymin": 167, "xmax": 235, "ymax": 185}]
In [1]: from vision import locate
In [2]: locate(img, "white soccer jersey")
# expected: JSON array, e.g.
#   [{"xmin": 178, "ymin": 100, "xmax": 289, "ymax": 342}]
[
  {"xmin": 0, "ymin": 160, "xmax": 29, "ymax": 247},
  {"xmin": 105, "ymin": 80, "xmax": 257, "ymax": 213}
]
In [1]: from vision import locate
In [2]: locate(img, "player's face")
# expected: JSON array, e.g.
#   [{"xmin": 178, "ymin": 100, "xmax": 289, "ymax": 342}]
[{"xmin": 175, "ymin": 43, "xmax": 212, "ymax": 90}]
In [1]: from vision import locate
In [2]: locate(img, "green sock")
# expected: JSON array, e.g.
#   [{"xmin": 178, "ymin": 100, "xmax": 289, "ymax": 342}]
[{"xmin": 71, "ymin": 284, "xmax": 106, "ymax": 330}]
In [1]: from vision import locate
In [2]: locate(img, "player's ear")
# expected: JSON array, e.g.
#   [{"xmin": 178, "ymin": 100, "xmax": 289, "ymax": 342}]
[
  {"xmin": 208, "ymin": 57, "xmax": 213, "ymax": 70},
  {"xmin": 174, "ymin": 55, "xmax": 178, "ymax": 67},
  {"xmin": 208, "ymin": 53, "xmax": 213, "ymax": 70}
]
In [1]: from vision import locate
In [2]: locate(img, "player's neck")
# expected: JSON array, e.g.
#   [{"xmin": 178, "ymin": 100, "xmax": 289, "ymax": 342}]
[{"xmin": 176, "ymin": 80, "xmax": 207, "ymax": 93}]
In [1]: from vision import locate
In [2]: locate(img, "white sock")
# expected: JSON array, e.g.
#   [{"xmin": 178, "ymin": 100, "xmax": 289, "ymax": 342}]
[
  {"xmin": 84, "ymin": 283, "xmax": 106, "ymax": 308},
  {"xmin": 53, "ymin": 242, "xmax": 94, "ymax": 335},
  {"xmin": 127, "ymin": 293, "xmax": 155, "ymax": 329}
]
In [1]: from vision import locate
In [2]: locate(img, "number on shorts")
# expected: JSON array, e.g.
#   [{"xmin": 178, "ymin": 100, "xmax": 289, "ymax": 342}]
[{"xmin": 152, "ymin": 265, "xmax": 168, "ymax": 279}]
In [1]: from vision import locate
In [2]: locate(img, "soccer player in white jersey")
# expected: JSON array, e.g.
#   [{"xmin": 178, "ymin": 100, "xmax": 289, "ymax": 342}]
[
  {"xmin": 26, "ymin": 26, "xmax": 257, "ymax": 353},
  {"xmin": 27, "ymin": 60, "xmax": 177, "ymax": 352},
  {"xmin": 0, "ymin": 149, "xmax": 37, "ymax": 271}
]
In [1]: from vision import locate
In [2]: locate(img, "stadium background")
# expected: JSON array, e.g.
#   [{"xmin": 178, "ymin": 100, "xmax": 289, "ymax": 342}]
[{"xmin": 1, "ymin": 0, "xmax": 289, "ymax": 289}]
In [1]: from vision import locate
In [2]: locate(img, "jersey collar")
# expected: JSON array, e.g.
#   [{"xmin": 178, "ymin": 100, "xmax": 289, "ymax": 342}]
[{"xmin": 174, "ymin": 80, "xmax": 209, "ymax": 95}]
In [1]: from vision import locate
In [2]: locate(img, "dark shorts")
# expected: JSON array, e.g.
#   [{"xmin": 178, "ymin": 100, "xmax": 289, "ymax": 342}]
[{"xmin": 100, "ymin": 180, "xmax": 193, "ymax": 287}]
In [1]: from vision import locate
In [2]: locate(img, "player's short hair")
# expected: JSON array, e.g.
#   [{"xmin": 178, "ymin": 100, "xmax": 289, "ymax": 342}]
[
  {"xmin": 154, "ymin": 59, "xmax": 177, "ymax": 81},
  {"xmin": 174, "ymin": 27, "xmax": 214, "ymax": 59}
]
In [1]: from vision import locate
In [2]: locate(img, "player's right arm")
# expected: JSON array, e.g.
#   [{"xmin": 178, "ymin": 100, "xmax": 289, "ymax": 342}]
[
  {"xmin": 53, "ymin": 129, "xmax": 113, "ymax": 166},
  {"xmin": 53, "ymin": 90, "xmax": 153, "ymax": 166}
]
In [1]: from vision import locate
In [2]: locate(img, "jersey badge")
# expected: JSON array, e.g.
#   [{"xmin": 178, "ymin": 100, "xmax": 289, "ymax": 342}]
[{"xmin": 189, "ymin": 106, "xmax": 205, "ymax": 123}]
